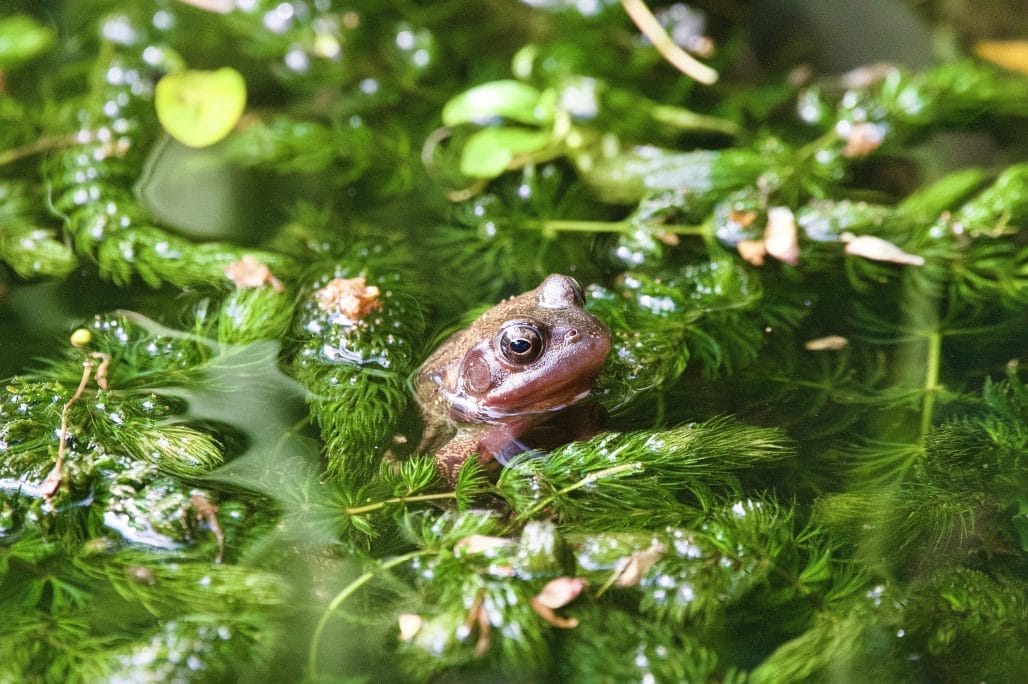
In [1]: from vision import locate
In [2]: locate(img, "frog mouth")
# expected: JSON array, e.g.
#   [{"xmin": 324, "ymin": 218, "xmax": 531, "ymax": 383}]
[
  {"xmin": 479, "ymin": 334, "xmax": 610, "ymax": 420},
  {"xmin": 441, "ymin": 371, "xmax": 600, "ymax": 424},
  {"xmin": 482, "ymin": 384, "xmax": 595, "ymax": 421}
]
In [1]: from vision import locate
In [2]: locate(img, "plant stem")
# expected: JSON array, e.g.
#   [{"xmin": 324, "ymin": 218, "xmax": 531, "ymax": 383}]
[
  {"xmin": 650, "ymin": 104, "xmax": 743, "ymax": 137},
  {"xmin": 344, "ymin": 491, "xmax": 457, "ymax": 515},
  {"xmin": 620, "ymin": 0, "xmax": 718, "ymax": 84},
  {"xmin": 40, "ymin": 356, "xmax": 97, "ymax": 498},
  {"xmin": 516, "ymin": 462, "xmax": 643, "ymax": 521},
  {"xmin": 918, "ymin": 331, "xmax": 942, "ymax": 445},
  {"xmin": 0, "ymin": 134, "xmax": 76, "ymax": 166},
  {"xmin": 307, "ymin": 549, "xmax": 431, "ymax": 677},
  {"xmin": 530, "ymin": 219, "xmax": 709, "ymax": 236}
]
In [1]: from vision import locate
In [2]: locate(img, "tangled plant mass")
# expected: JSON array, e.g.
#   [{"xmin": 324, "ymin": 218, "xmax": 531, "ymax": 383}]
[{"xmin": 0, "ymin": 1, "xmax": 1026, "ymax": 681}]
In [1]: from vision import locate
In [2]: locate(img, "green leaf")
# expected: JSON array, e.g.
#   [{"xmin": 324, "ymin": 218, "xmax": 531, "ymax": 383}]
[
  {"xmin": 442, "ymin": 80, "xmax": 552, "ymax": 126},
  {"xmin": 898, "ymin": 167, "xmax": 987, "ymax": 217},
  {"xmin": 459, "ymin": 127, "xmax": 551, "ymax": 178},
  {"xmin": 155, "ymin": 67, "xmax": 247, "ymax": 148},
  {"xmin": 0, "ymin": 14, "xmax": 54, "ymax": 68}
]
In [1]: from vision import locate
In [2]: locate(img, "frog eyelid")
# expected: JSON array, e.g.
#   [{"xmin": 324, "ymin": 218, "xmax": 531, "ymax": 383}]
[{"xmin": 498, "ymin": 318, "xmax": 545, "ymax": 333}]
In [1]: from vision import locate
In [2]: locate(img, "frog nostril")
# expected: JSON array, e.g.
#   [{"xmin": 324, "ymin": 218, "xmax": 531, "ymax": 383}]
[{"xmin": 565, "ymin": 329, "xmax": 580, "ymax": 342}]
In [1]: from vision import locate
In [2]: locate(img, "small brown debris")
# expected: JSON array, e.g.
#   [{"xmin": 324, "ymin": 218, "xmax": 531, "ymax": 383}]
[
  {"xmin": 842, "ymin": 122, "xmax": 886, "ymax": 158},
  {"xmin": 39, "ymin": 464, "xmax": 63, "ymax": 500},
  {"xmin": 530, "ymin": 576, "xmax": 587, "ymax": 629},
  {"xmin": 191, "ymin": 493, "xmax": 225, "ymax": 563},
  {"xmin": 655, "ymin": 230, "xmax": 681, "ymax": 246},
  {"xmin": 224, "ymin": 255, "xmax": 285, "ymax": 292},
  {"xmin": 314, "ymin": 276, "xmax": 382, "ymax": 320},
  {"xmin": 842, "ymin": 233, "xmax": 925, "ymax": 266},
  {"xmin": 737, "ymin": 238, "xmax": 767, "ymax": 266},
  {"xmin": 787, "ymin": 64, "xmax": 813, "ymax": 88},
  {"xmin": 764, "ymin": 206, "xmax": 799, "ymax": 266},
  {"xmin": 461, "ymin": 589, "xmax": 492, "ymax": 657},
  {"xmin": 91, "ymin": 352, "xmax": 111, "ymax": 390},
  {"xmin": 125, "ymin": 565, "xmax": 156, "ymax": 585},
  {"xmin": 397, "ymin": 613, "xmax": 422, "ymax": 641},
  {"xmin": 839, "ymin": 63, "xmax": 898, "ymax": 89},
  {"xmin": 804, "ymin": 335, "xmax": 849, "ymax": 351},
  {"xmin": 688, "ymin": 35, "xmax": 715, "ymax": 59},
  {"xmin": 533, "ymin": 577, "xmax": 588, "ymax": 609},
  {"xmin": 455, "ymin": 534, "xmax": 513, "ymax": 555},
  {"xmin": 486, "ymin": 564, "xmax": 516, "ymax": 578},
  {"xmin": 728, "ymin": 209, "xmax": 759, "ymax": 229},
  {"xmin": 614, "ymin": 542, "xmax": 666, "ymax": 587},
  {"xmin": 530, "ymin": 601, "xmax": 580, "ymax": 629}
]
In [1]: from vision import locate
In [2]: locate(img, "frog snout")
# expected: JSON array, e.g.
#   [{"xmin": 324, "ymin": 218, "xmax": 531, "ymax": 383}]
[{"xmin": 563, "ymin": 327, "xmax": 611, "ymax": 360}]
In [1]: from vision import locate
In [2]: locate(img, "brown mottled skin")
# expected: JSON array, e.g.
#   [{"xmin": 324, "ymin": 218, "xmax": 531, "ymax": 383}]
[{"xmin": 416, "ymin": 275, "xmax": 611, "ymax": 483}]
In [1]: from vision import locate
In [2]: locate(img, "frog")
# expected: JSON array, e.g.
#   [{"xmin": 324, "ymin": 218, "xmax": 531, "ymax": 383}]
[{"xmin": 415, "ymin": 274, "xmax": 611, "ymax": 483}]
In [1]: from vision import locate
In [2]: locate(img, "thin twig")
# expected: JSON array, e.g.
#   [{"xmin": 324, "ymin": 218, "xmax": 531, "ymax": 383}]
[
  {"xmin": 531, "ymin": 219, "xmax": 709, "ymax": 236},
  {"xmin": 39, "ymin": 352, "xmax": 112, "ymax": 498},
  {"xmin": 191, "ymin": 493, "xmax": 225, "ymax": 563},
  {"xmin": 344, "ymin": 491, "xmax": 458, "ymax": 516},
  {"xmin": 91, "ymin": 352, "xmax": 111, "ymax": 390},
  {"xmin": 40, "ymin": 358, "xmax": 96, "ymax": 498},
  {"xmin": 0, "ymin": 133, "xmax": 78, "ymax": 167},
  {"xmin": 621, "ymin": 0, "xmax": 719, "ymax": 85}
]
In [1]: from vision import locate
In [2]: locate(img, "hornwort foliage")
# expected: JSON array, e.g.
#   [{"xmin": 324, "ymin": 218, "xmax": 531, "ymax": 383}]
[{"xmin": 0, "ymin": 1, "xmax": 1025, "ymax": 681}]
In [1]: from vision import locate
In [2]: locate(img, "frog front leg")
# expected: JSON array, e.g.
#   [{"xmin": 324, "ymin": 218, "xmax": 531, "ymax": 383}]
[
  {"xmin": 435, "ymin": 433, "xmax": 490, "ymax": 487},
  {"xmin": 436, "ymin": 419, "xmax": 532, "ymax": 485}
]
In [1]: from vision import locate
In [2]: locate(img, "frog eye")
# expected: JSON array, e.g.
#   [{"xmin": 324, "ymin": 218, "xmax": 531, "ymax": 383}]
[{"xmin": 498, "ymin": 323, "xmax": 544, "ymax": 364}]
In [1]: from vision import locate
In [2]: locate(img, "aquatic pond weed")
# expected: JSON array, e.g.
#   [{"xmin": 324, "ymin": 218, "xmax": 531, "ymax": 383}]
[{"xmin": 0, "ymin": 1, "xmax": 1026, "ymax": 681}]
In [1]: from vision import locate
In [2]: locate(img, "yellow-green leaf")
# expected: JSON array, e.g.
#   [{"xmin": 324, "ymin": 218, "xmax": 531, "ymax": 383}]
[
  {"xmin": 0, "ymin": 14, "xmax": 54, "ymax": 68},
  {"xmin": 459, "ymin": 127, "xmax": 552, "ymax": 178},
  {"xmin": 155, "ymin": 67, "xmax": 247, "ymax": 148},
  {"xmin": 443, "ymin": 80, "xmax": 552, "ymax": 127}
]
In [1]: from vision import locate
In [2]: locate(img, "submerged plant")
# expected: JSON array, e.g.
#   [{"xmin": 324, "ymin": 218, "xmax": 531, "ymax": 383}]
[{"xmin": 1, "ymin": 1, "xmax": 1025, "ymax": 681}]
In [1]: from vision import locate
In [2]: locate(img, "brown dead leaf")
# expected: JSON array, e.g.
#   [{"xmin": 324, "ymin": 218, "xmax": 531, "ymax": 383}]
[
  {"xmin": 224, "ymin": 255, "xmax": 284, "ymax": 292},
  {"xmin": 737, "ymin": 238, "xmax": 767, "ymax": 266},
  {"xmin": 765, "ymin": 206, "xmax": 799, "ymax": 266},
  {"xmin": 804, "ymin": 335, "xmax": 849, "ymax": 351},
  {"xmin": 842, "ymin": 233, "xmax": 924, "ymax": 266},
  {"xmin": 314, "ymin": 276, "xmax": 382, "ymax": 319}
]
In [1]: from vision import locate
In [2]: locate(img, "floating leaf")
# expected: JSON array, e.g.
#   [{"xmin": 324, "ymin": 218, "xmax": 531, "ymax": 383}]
[
  {"xmin": 0, "ymin": 14, "xmax": 54, "ymax": 68},
  {"xmin": 459, "ymin": 126, "xmax": 551, "ymax": 178},
  {"xmin": 155, "ymin": 67, "xmax": 247, "ymax": 148},
  {"xmin": 442, "ymin": 80, "xmax": 552, "ymax": 127}
]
